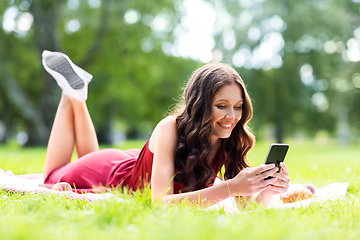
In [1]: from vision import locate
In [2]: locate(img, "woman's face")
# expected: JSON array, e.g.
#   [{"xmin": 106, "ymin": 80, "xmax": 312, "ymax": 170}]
[{"xmin": 210, "ymin": 83, "xmax": 243, "ymax": 142}]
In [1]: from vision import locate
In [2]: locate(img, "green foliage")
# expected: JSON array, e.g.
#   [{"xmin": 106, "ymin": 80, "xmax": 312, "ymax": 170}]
[
  {"xmin": 209, "ymin": 0, "xmax": 360, "ymax": 142},
  {"xmin": 0, "ymin": 0, "xmax": 199, "ymax": 144},
  {"xmin": 2, "ymin": 0, "xmax": 360, "ymax": 145},
  {"xmin": 58, "ymin": 0, "xmax": 198, "ymax": 138}
]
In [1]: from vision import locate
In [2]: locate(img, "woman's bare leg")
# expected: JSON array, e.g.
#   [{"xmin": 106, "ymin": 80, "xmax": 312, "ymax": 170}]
[
  {"xmin": 68, "ymin": 97, "xmax": 99, "ymax": 158},
  {"xmin": 43, "ymin": 95, "xmax": 76, "ymax": 177},
  {"xmin": 42, "ymin": 50, "xmax": 98, "ymax": 178},
  {"xmin": 43, "ymin": 95, "xmax": 99, "ymax": 178}
]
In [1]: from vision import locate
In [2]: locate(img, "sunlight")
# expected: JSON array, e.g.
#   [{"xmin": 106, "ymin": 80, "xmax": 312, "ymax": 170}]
[
  {"xmin": 124, "ymin": 9, "xmax": 141, "ymax": 25},
  {"xmin": 300, "ymin": 64, "xmax": 314, "ymax": 86},
  {"xmin": 67, "ymin": 0, "xmax": 79, "ymax": 10},
  {"xmin": 2, "ymin": 6, "xmax": 18, "ymax": 32},
  {"xmin": 66, "ymin": 19, "xmax": 81, "ymax": 33},
  {"xmin": 88, "ymin": 0, "xmax": 101, "ymax": 8},
  {"xmin": 16, "ymin": 12, "xmax": 33, "ymax": 33},
  {"xmin": 173, "ymin": 0, "xmax": 216, "ymax": 63},
  {"xmin": 311, "ymin": 92, "xmax": 328, "ymax": 112}
]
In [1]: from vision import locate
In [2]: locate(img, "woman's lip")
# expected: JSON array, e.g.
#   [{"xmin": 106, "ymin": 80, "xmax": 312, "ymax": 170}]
[{"xmin": 217, "ymin": 122, "xmax": 233, "ymax": 128}]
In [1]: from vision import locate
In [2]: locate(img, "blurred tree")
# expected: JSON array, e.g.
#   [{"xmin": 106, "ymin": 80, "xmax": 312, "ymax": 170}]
[
  {"xmin": 3, "ymin": 0, "xmax": 360, "ymax": 146},
  {"xmin": 0, "ymin": 0, "xmax": 198, "ymax": 145},
  {"xmin": 207, "ymin": 0, "xmax": 360, "ymax": 143}
]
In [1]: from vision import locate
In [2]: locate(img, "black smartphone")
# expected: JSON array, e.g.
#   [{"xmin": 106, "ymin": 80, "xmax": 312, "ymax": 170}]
[{"xmin": 264, "ymin": 143, "xmax": 289, "ymax": 179}]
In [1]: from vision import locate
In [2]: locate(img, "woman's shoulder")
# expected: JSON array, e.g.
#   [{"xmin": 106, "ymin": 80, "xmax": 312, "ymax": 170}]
[
  {"xmin": 149, "ymin": 116, "xmax": 177, "ymax": 151},
  {"xmin": 154, "ymin": 116, "xmax": 177, "ymax": 131}
]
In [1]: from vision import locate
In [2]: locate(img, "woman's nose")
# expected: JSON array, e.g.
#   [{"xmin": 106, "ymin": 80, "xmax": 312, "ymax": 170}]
[{"xmin": 225, "ymin": 109, "xmax": 236, "ymax": 120}]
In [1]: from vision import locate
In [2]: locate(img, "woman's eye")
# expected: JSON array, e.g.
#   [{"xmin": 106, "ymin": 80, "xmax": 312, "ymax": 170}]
[
  {"xmin": 216, "ymin": 105, "xmax": 226, "ymax": 109},
  {"xmin": 234, "ymin": 105, "xmax": 242, "ymax": 110}
]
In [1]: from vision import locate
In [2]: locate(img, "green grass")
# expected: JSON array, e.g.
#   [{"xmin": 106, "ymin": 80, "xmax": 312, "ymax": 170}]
[{"xmin": 0, "ymin": 140, "xmax": 360, "ymax": 239}]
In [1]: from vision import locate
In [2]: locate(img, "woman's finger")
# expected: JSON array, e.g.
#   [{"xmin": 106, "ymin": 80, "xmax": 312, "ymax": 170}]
[
  {"xmin": 279, "ymin": 162, "xmax": 289, "ymax": 176},
  {"xmin": 252, "ymin": 164, "xmax": 276, "ymax": 175},
  {"xmin": 252, "ymin": 179, "xmax": 277, "ymax": 193},
  {"xmin": 272, "ymin": 172, "xmax": 290, "ymax": 183},
  {"xmin": 267, "ymin": 184, "xmax": 287, "ymax": 194},
  {"xmin": 253, "ymin": 166, "xmax": 279, "ymax": 182},
  {"xmin": 256, "ymin": 185, "xmax": 269, "ymax": 193},
  {"xmin": 269, "ymin": 177, "xmax": 289, "ymax": 188}
]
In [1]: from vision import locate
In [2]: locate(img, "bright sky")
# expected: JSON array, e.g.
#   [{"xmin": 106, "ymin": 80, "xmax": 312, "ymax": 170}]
[{"xmin": 172, "ymin": 0, "xmax": 216, "ymax": 63}]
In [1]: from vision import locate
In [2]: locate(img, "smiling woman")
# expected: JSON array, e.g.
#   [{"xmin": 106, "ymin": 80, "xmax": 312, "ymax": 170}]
[
  {"xmin": 168, "ymin": 63, "xmax": 257, "ymax": 195},
  {"xmin": 211, "ymin": 84, "xmax": 244, "ymax": 139},
  {"xmin": 39, "ymin": 50, "xmax": 290, "ymax": 207}
]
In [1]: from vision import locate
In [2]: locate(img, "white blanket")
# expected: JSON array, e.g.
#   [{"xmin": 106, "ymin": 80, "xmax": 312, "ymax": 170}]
[
  {"xmin": 0, "ymin": 170, "xmax": 119, "ymax": 202},
  {"xmin": 0, "ymin": 170, "xmax": 349, "ymax": 212},
  {"xmin": 206, "ymin": 179, "xmax": 349, "ymax": 213}
]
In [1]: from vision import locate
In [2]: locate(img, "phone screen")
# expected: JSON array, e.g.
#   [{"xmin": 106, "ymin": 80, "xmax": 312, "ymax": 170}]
[{"xmin": 264, "ymin": 143, "xmax": 289, "ymax": 175}]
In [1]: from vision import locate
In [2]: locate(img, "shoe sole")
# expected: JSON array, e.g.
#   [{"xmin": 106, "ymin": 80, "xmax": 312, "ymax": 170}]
[{"xmin": 44, "ymin": 55, "xmax": 85, "ymax": 90}]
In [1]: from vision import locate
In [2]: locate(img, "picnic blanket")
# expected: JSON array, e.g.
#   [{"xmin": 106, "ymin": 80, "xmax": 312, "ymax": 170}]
[
  {"xmin": 0, "ymin": 169, "xmax": 349, "ymax": 212},
  {"xmin": 207, "ymin": 178, "xmax": 349, "ymax": 213},
  {"xmin": 0, "ymin": 169, "xmax": 120, "ymax": 202}
]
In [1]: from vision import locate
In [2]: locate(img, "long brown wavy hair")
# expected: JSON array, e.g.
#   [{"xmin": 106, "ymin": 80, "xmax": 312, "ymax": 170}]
[{"xmin": 173, "ymin": 63, "xmax": 255, "ymax": 192}]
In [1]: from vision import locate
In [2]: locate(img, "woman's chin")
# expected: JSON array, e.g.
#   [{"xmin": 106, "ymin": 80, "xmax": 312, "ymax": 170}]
[
  {"xmin": 219, "ymin": 133, "xmax": 232, "ymax": 139},
  {"xmin": 211, "ymin": 130, "xmax": 233, "ymax": 140}
]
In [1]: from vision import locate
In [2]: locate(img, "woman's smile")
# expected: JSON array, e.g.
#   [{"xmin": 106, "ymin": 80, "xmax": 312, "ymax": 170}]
[
  {"xmin": 217, "ymin": 122, "xmax": 234, "ymax": 129},
  {"xmin": 210, "ymin": 83, "xmax": 243, "ymax": 142}
]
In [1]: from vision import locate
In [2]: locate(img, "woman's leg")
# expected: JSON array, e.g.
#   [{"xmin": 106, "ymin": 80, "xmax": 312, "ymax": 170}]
[
  {"xmin": 68, "ymin": 96, "xmax": 99, "ymax": 158},
  {"xmin": 43, "ymin": 95, "xmax": 100, "ymax": 177},
  {"xmin": 42, "ymin": 50, "xmax": 98, "ymax": 178},
  {"xmin": 43, "ymin": 95, "xmax": 76, "ymax": 177}
]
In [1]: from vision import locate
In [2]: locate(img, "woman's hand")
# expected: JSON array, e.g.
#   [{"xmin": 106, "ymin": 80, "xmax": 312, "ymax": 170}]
[
  {"xmin": 263, "ymin": 162, "xmax": 290, "ymax": 195},
  {"xmin": 228, "ymin": 164, "xmax": 279, "ymax": 197},
  {"xmin": 257, "ymin": 162, "xmax": 290, "ymax": 206}
]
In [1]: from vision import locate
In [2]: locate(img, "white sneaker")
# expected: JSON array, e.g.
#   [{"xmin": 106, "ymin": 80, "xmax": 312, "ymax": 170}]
[{"xmin": 42, "ymin": 50, "xmax": 93, "ymax": 101}]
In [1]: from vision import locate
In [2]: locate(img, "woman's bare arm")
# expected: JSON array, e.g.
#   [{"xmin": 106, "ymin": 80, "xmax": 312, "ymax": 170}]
[
  {"xmin": 149, "ymin": 116, "xmax": 177, "ymax": 200},
  {"xmin": 149, "ymin": 117, "xmax": 279, "ymax": 207}
]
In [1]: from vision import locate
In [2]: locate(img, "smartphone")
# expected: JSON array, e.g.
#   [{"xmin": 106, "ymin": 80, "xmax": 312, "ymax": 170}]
[{"xmin": 264, "ymin": 143, "xmax": 289, "ymax": 179}]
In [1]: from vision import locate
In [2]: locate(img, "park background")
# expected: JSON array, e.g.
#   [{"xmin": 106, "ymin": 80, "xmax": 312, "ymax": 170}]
[
  {"xmin": 1, "ymin": 1, "xmax": 360, "ymax": 239},
  {"xmin": 1, "ymin": 0, "xmax": 360, "ymax": 147}
]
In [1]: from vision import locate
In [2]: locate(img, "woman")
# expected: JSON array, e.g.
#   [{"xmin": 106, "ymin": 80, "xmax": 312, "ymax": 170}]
[{"xmin": 41, "ymin": 50, "xmax": 290, "ymax": 207}]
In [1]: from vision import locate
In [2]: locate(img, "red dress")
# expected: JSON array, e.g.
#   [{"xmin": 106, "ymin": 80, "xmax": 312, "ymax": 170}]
[{"xmin": 44, "ymin": 140, "xmax": 222, "ymax": 193}]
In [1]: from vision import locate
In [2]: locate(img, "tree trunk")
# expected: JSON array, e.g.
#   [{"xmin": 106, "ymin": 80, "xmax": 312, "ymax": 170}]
[
  {"xmin": 3, "ymin": 71, "xmax": 49, "ymax": 145},
  {"xmin": 0, "ymin": 87, "xmax": 9, "ymax": 144},
  {"xmin": 31, "ymin": 1, "xmax": 64, "ymax": 144},
  {"xmin": 0, "ymin": 1, "xmax": 111, "ymax": 146},
  {"xmin": 338, "ymin": 105, "xmax": 349, "ymax": 146},
  {"xmin": 274, "ymin": 122, "xmax": 284, "ymax": 143}
]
